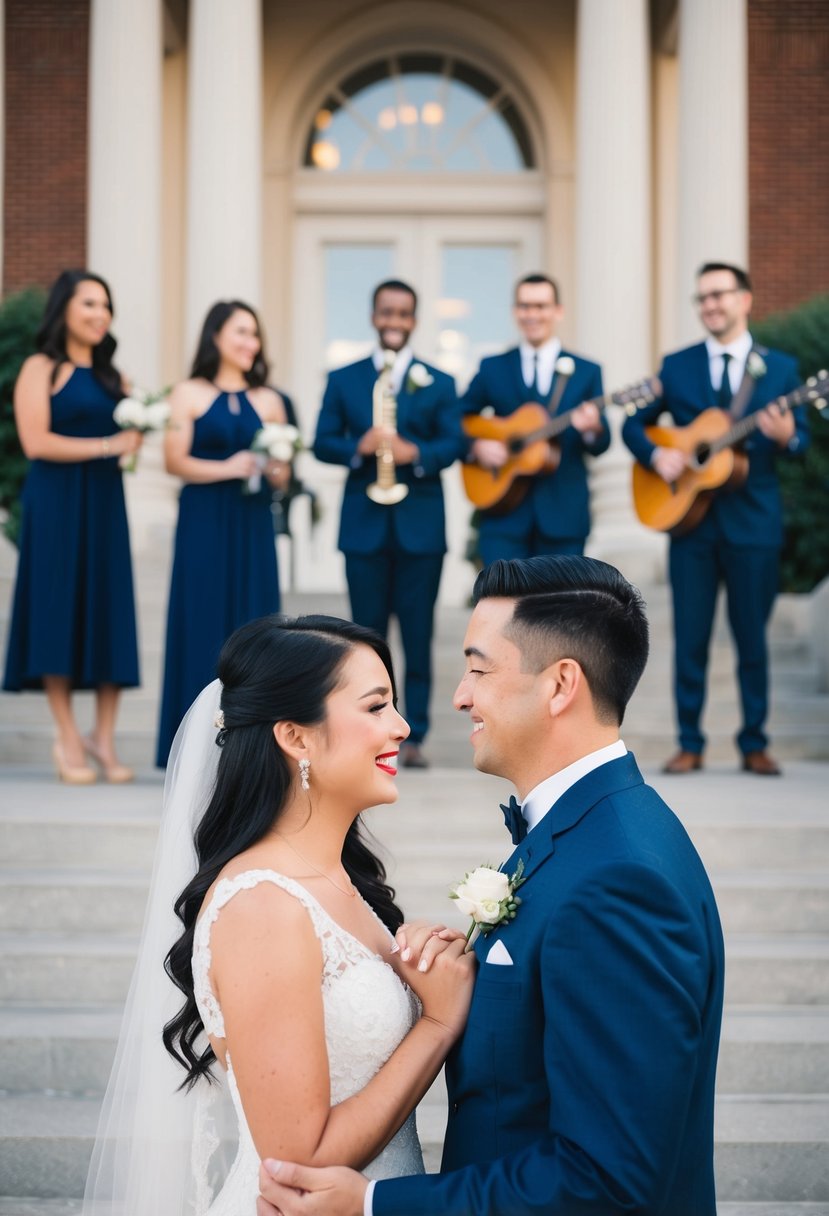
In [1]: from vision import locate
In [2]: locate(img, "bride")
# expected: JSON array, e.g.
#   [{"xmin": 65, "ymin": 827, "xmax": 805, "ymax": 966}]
[{"xmin": 83, "ymin": 614, "xmax": 474, "ymax": 1214}]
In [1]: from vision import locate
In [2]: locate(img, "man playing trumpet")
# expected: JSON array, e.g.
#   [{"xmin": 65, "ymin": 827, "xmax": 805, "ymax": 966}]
[
  {"xmin": 314, "ymin": 279, "xmax": 465, "ymax": 768},
  {"xmin": 464, "ymin": 273, "xmax": 609, "ymax": 564}
]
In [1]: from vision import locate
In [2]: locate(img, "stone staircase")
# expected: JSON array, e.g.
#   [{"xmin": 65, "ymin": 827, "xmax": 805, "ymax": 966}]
[{"xmin": 1, "ymin": 531, "xmax": 829, "ymax": 1211}]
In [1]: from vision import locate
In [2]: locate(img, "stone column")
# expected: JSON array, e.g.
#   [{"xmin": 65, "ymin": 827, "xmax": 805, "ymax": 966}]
[
  {"xmin": 574, "ymin": 0, "xmax": 663, "ymax": 581},
  {"xmin": 87, "ymin": 0, "xmax": 162, "ymax": 386},
  {"xmin": 185, "ymin": 0, "xmax": 263, "ymax": 353},
  {"xmin": 676, "ymin": 0, "xmax": 748, "ymax": 344}
]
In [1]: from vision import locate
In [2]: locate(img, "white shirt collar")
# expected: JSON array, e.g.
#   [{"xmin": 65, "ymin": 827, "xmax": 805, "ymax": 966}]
[
  {"xmin": 519, "ymin": 337, "xmax": 561, "ymax": 366},
  {"xmin": 372, "ymin": 345, "xmax": 412, "ymax": 394},
  {"xmin": 704, "ymin": 330, "xmax": 753, "ymax": 364},
  {"xmin": 520, "ymin": 740, "xmax": 628, "ymax": 832}
]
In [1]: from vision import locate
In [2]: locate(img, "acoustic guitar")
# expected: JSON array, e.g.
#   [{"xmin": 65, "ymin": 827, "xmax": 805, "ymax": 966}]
[
  {"xmin": 462, "ymin": 378, "xmax": 661, "ymax": 514},
  {"xmin": 632, "ymin": 371, "xmax": 828, "ymax": 536}
]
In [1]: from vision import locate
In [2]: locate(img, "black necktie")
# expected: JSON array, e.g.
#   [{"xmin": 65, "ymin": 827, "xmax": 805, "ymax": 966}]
[
  {"xmin": 527, "ymin": 352, "xmax": 541, "ymax": 400},
  {"xmin": 500, "ymin": 795, "xmax": 527, "ymax": 844},
  {"xmin": 717, "ymin": 353, "xmax": 733, "ymax": 409}
]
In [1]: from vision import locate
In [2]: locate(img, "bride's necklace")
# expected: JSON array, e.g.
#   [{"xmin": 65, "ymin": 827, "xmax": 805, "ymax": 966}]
[{"xmin": 276, "ymin": 833, "xmax": 357, "ymax": 898}]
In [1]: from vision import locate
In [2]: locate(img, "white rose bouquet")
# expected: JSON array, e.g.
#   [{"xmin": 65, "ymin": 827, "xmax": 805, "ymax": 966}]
[
  {"xmin": 406, "ymin": 363, "xmax": 434, "ymax": 393},
  {"xmin": 245, "ymin": 423, "xmax": 302, "ymax": 494},
  {"xmin": 450, "ymin": 859, "xmax": 525, "ymax": 950},
  {"xmin": 113, "ymin": 389, "xmax": 170, "ymax": 471}
]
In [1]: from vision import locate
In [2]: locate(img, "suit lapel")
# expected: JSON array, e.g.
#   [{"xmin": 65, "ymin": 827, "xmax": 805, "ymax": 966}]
[
  {"xmin": 502, "ymin": 753, "xmax": 646, "ymax": 885},
  {"xmin": 508, "ymin": 347, "xmax": 528, "ymax": 403},
  {"xmin": 693, "ymin": 343, "xmax": 716, "ymax": 409}
]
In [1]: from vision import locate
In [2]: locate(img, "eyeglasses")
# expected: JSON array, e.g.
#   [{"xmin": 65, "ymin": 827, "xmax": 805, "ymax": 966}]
[{"xmin": 692, "ymin": 288, "xmax": 743, "ymax": 306}]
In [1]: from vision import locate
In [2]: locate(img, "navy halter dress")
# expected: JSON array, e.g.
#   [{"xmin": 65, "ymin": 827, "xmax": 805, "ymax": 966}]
[
  {"xmin": 3, "ymin": 366, "xmax": 140, "ymax": 692},
  {"xmin": 156, "ymin": 390, "xmax": 280, "ymax": 766}
]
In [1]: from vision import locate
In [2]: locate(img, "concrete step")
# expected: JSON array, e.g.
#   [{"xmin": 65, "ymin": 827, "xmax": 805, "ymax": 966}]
[
  {"xmin": 713, "ymin": 1096, "xmax": 829, "ymax": 1202},
  {"xmin": 1, "ymin": 1091, "xmax": 827, "ymax": 1202},
  {"xmin": 717, "ymin": 1008, "xmax": 829, "ymax": 1093},
  {"xmin": 3, "ymin": 1004, "xmax": 827, "ymax": 1098},
  {"xmin": 0, "ymin": 1006, "xmax": 121, "ymax": 1095},
  {"xmin": 0, "ymin": 1202, "xmax": 81, "ymax": 1215},
  {"xmin": 0, "ymin": 934, "xmax": 137, "ymax": 1004},
  {"xmin": 4, "ymin": 865, "xmax": 826, "ymax": 936},
  {"xmin": 725, "ymin": 936, "xmax": 829, "ymax": 1005},
  {"xmin": 3, "ymin": 930, "xmax": 828, "ymax": 1008}
]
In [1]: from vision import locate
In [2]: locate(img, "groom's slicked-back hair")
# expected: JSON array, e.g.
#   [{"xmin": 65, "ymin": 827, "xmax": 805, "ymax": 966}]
[{"xmin": 472, "ymin": 555, "xmax": 649, "ymax": 725}]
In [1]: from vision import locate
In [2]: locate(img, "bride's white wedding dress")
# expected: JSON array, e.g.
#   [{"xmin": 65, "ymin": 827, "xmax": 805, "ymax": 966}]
[{"xmin": 191, "ymin": 868, "xmax": 425, "ymax": 1213}]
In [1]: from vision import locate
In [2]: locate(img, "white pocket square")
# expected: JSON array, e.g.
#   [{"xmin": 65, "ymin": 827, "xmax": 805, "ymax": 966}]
[{"xmin": 485, "ymin": 940, "xmax": 513, "ymax": 965}]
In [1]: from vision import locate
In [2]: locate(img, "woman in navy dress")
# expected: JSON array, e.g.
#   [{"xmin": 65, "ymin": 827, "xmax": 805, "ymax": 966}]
[
  {"xmin": 156, "ymin": 300, "xmax": 290, "ymax": 766},
  {"xmin": 3, "ymin": 270, "xmax": 142, "ymax": 783}
]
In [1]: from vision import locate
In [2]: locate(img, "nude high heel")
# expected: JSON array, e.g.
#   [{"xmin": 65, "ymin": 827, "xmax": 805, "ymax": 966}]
[
  {"xmin": 52, "ymin": 741, "xmax": 97, "ymax": 785},
  {"xmin": 83, "ymin": 735, "xmax": 134, "ymax": 784}
]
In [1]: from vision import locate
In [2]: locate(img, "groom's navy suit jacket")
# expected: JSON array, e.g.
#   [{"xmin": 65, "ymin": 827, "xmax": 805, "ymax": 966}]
[{"xmin": 375, "ymin": 754, "xmax": 725, "ymax": 1216}]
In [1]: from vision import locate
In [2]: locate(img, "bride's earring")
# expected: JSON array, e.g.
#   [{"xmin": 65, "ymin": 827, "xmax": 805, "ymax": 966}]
[{"xmin": 299, "ymin": 758, "xmax": 310, "ymax": 791}]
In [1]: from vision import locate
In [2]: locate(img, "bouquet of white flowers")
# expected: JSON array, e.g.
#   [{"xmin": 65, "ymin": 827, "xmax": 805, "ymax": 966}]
[
  {"xmin": 113, "ymin": 389, "xmax": 170, "ymax": 471},
  {"xmin": 245, "ymin": 423, "xmax": 302, "ymax": 494}
]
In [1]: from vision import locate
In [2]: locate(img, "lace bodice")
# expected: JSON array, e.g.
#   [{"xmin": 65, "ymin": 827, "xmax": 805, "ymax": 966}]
[{"xmin": 191, "ymin": 869, "xmax": 424, "ymax": 1213}]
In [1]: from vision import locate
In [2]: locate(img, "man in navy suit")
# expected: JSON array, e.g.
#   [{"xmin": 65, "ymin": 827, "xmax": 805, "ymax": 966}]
[
  {"xmin": 463, "ymin": 273, "xmax": 610, "ymax": 564},
  {"xmin": 313, "ymin": 280, "xmax": 465, "ymax": 768},
  {"xmin": 258, "ymin": 555, "xmax": 725, "ymax": 1216},
  {"xmin": 623, "ymin": 262, "xmax": 809, "ymax": 776}
]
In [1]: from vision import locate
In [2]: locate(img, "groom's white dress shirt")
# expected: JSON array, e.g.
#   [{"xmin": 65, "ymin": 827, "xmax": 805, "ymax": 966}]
[
  {"xmin": 519, "ymin": 739, "xmax": 628, "ymax": 832},
  {"xmin": 363, "ymin": 738, "xmax": 628, "ymax": 1215}
]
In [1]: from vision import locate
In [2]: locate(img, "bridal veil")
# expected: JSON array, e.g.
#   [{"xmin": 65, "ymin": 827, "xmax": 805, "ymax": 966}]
[{"xmin": 83, "ymin": 679, "xmax": 235, "ymax": 1214}]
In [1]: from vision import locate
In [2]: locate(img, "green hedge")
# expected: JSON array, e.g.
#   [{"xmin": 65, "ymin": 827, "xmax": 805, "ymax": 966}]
[
  {"xmin": 0, "ymin": 287, "xmax": 45, "ymax": 545},
  {"xmin": 753, "ymin": 292, "xmax": 829, "ymax": 593}
]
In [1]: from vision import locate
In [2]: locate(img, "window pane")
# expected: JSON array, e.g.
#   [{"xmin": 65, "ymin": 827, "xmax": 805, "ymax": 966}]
[
  {"xmin": 436, "ymin": 244, "xmax": 516, "ymax": 388},
  {"xmin": 324, "ymin": 244, "xmax": 395, "ymax": 368},
  {"xmin": 306, "ymin": 57, "xmax": 532, "ymax": 174}
]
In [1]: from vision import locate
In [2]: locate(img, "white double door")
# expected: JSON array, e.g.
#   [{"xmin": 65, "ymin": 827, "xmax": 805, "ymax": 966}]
[{"xmin": 290, "ymin": 213, "xmax": 542, "ymax": 600}]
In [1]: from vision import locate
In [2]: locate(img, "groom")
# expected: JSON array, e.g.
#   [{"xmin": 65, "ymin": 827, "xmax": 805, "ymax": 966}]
[{"xmin": 258, "ymin": 555, "xmax": 725, "ymax": 1215}]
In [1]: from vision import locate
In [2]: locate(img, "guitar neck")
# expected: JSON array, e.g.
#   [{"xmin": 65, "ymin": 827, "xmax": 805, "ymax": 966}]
[
  {"xmin": 525, "ymin": 391, "xmax": 611, "ymax": 444},
  {"xmin": 711, "ymin": 392, "xmax": 796, "ymax": 454}
]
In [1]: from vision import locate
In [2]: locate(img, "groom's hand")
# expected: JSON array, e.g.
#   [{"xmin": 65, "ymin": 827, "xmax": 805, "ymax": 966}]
[{"xmin": 258, "ymin": 1159, "xmax": 367, "ymax": 1216}]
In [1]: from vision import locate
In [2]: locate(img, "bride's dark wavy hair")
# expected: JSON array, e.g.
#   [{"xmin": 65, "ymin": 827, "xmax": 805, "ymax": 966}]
[{"xmin": 163, "ymin": 614, "xmax": 405, "ymax": 1088}]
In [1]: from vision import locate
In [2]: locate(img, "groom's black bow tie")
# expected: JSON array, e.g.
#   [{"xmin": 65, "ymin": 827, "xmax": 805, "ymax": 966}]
[{"xmin": 500, "ymin": 795, "xmax": 527, "ymax": 845}]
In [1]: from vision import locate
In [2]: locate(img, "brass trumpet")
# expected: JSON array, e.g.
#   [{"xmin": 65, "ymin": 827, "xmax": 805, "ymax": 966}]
[{"xmin": 367, "ymin": 357, "xmax": 409, "ymax": 506}]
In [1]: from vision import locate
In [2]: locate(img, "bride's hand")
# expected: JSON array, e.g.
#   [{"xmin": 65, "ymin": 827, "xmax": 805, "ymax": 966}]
[
  {"xmin": 393, "ymin": 922, "xmax": 476, "ymax": 1039},
  {"xmin": 394, "ymin": 920, "xmax": 467, "ymax": 972}
]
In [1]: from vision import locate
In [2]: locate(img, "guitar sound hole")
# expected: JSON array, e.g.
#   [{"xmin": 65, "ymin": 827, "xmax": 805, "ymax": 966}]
[
  {"xmin": 690, "ymin": 443, "xmax": 711, "ymax": 470},
  {"xmin": 507, "ymin": 437, "xmax": 525, "ymax": 455}
]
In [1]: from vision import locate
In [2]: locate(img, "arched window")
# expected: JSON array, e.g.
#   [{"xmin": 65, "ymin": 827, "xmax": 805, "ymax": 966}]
[{"xmin": 304, "ymin": 53, "xmax": 534, "ymax": 173}]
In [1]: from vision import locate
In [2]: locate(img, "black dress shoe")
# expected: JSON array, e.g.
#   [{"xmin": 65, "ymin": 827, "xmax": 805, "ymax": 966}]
[
  {"xmin": 741, "ymin": 750, "xmax": 782, "ymax": 776},
  {"xmin": 662, "ymin": 750, "xmax": 704, "ymax": 774},
  {"xmin": 401, "ymin": 742, "xmax": 429, "ymax": 769}
]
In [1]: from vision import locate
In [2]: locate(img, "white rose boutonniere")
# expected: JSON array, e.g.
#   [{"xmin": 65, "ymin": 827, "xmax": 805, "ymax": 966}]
[
  {"xmin": 450, "ymin": 860, "xmax": 525, "ymax": 951},
  {"xmin": 747, "ymin": 351, "xmax": 767, "ymax": 380},
  {"xmin": 406, "ymin": 363, "xmax": 434, "ymax": 394}
]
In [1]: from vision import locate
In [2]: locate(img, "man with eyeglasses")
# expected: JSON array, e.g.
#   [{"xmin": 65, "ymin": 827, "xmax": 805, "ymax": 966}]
[
  {"xmin": 462, "ymin": 273, "xmax": 610, "ymax": 565},
  {"xmin": 622, "ymin": 261, "xmax": 809, "ymax": 777}
]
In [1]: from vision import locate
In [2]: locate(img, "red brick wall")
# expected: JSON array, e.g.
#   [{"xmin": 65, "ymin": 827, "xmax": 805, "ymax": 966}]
[
  {"xmin": 748, "ymin": 0, "xmax": 829, "ymax": 319},
  {"xmin": 3, "ymin": 0, "xmax": 89, "ymax": 295}
]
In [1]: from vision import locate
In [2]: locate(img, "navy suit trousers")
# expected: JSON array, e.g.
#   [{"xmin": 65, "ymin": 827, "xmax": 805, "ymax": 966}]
[
  {"xmin": 345, "ymin": 551, "xmax": 443, "ymax": 743},
  {"xmin": 669, "ymin": 524, "xmax": 778, "ymax": 755}
]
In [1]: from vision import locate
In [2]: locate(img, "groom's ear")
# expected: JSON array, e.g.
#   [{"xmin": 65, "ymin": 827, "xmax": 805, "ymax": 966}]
[
  {"xmin": 273, "ymin": 720, "xmax": 309, "ymax": 760},
  {"xmin": 547, "ymin": 657, "xmax": 582, "ymax": 719}
]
